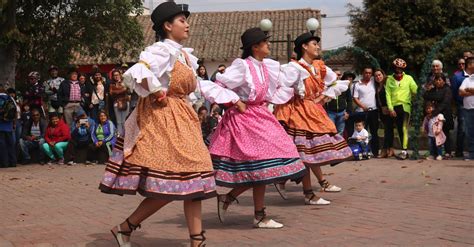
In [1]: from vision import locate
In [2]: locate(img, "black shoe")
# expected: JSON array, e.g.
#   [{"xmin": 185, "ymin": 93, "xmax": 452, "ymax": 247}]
[{"xmin": 22, "ymin": 159, "xmax": 31, "ymax": 165}]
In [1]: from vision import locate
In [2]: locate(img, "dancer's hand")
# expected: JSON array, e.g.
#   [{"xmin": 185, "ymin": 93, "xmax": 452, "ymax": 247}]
[
  {"xmin": 153, "ymin": 90, "xmax": 168, "ymax": 107},
  {"xmin": 235, "ymin": 100, "xmax": 247, "ymax": 113}
]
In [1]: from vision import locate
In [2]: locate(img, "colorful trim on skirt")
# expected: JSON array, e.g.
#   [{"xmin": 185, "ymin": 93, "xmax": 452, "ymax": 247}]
[
  {"xmin": 282, "ymin": 124, "xmax": 353, "ymax": 166},
  {"xmin": 99, "ymin": 139, "xmax": 217, "ymax": 201},
  {"xmin": 212, "ymin": 157, "xmax": 307, "ymax": 188}
]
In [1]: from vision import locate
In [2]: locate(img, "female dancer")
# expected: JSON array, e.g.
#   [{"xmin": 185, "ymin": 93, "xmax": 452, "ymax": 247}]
[
  {"xmin": 200, "ymin": 27, "xmax": 306, "ymax": 229},
  {"xmin": 99, "ymin": 2, "xmax": 215, "ymax": 246},
  {"xmin": 274, "ymin": 32, "xmax": 353, "ymax": 205}
]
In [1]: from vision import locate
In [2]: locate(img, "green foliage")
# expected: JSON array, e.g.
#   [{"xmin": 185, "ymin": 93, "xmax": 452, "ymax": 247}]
[
  {"xmin": 14, "ymin": 0, "xmax": 144, "ymax": 75},
  {"xmin": 347, "ymin": 0, "xmax": 474, "ymax": 76},
  {"xmin": 322, "ymin": 46, "xmax": 380, "ymax": 72}
]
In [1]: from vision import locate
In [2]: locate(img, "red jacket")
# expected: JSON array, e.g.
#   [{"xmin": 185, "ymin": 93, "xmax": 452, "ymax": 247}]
[{"xmin": 44, "ymin": 119, "xmax": 71, "ymax": 143}]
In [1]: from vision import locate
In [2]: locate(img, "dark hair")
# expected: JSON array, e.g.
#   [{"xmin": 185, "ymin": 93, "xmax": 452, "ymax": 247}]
[
  {"xmin": 341, "ymin": 71, "xmax": 356, "ymax": 80},
  {"xmin": 218, "ymin": 64, "xmax": 226, "ymax": 68},
  {"xmin": 354, "ymin": 119, "xmax": 365, "ymax": 125},
  {"xmin": 241, "ymin": 47, "xmax": 252, "ymax": 59},
  {"xmin": 432, "ymin": 73, "xmax": 446, "ymax": 82},
  {"xmin": 424, "ymin": 101, "xmax": 435, "ymax": 114},
  {"xmin": 362, "ymin": 67, "xmax": 374, "ymax": 73},
  {"xmin": 466, "ymin": 57, "xmax": 474, "ymax": 67},
  {"xmin": 49, "ymin": 112, "xmax": 59, "ymax": 120},
  {"xmin": 6, "ymin": 88, "xmax": 16, "ymax": 95},
  {"xmin": 198, "ymin": 106, "xmax": 208, "ymax": 113},
  {"xmin": 196, "ymin": 65, "xmax": 209, "ymax": 80},
  {"xmin": 155, "ymin": 15, "xmax": 181, "ymax": 41}
]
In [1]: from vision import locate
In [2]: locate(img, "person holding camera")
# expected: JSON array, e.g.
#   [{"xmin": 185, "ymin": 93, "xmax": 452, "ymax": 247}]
[
  {"xmin": 90, "ymin": 110, "xmax": 116, "ymax": 164},
  {"xmin": 64, "ymin": 109, "xmax": 95, "ymax": 165}
]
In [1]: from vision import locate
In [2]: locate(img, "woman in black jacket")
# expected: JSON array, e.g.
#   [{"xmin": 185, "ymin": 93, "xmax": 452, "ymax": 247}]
[{"xmin": 423, "ymin": 73, "xmax": 454, "ymax": 158}]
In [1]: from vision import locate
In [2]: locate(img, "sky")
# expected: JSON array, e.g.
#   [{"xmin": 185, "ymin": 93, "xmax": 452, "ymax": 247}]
[{"xmin": 143, "ymin": 0, "xmax": 364, "ymax": 50}]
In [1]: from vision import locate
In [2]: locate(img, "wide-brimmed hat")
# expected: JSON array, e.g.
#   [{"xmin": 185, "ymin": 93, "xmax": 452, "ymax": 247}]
[
  {"xmin": 293, "ymin": 32, "xmax": 321, "ymax": 55},
  {"xmin": 151, "ymin": 2, "xmax": 190, "ymax": 29},
  {"xmin": 240, "ymin": 27, "xmax": 271, "ymax": 50}
]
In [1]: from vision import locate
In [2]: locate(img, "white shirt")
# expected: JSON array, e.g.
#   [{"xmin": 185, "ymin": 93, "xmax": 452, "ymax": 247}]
[
  {"xmin": 459, "ymin": 75, "xmax": 474, "ymax": 109},
  {"xmin": 353, "ymin": 78, "xmax": 377, "ymax": 112},
  {"xmin": 30, "ymin": 122, "xmax": 41, "ymax": 137},
  {"xmin": 352, "ymin": 128, "xmax": 369, "ymax": 144}
]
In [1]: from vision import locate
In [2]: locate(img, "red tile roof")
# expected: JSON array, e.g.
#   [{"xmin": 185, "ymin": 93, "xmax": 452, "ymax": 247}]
[{"xmin": 72, "ymin": 8, "xmax": 322, "ymax": 65}]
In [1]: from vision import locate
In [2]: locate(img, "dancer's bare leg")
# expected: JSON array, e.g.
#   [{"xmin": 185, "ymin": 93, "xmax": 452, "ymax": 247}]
[
  {"xmin": 221, "ymin": 186, "xmax": 251, "ymax": 209},
  {"xmin": 112, "ymin": 198, "xmax": 171, "ymax": 242},
  {"xmin": 253, "ymin": 184, "xmax": 266, "ymax": 218},
  {"xmin": 184, "ymin": 200, "xmax": 204, "ymax": 247},
  {"xmin": 309, "ymin": 165, "xmax": 324, "ymax": 182}
]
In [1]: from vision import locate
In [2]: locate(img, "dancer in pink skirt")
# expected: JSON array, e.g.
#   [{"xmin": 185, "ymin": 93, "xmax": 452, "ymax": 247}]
[{"xmin": 200, "ymin": 27, "xmax": 307, "ymax": 229}]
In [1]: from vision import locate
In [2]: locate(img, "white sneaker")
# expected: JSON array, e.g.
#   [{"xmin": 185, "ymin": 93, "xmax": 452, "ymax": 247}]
[
  {"xmin": 322, "ymin": 184, "xmax": 342, "ymax": 192},
  {"xmin": 436, "ymin": 155, "xmax": 443, "ymax": 161},
  {"xmin": 253, "ymin": 218, "xmax": 284, "ymax": 229},
  {"xmin": 305, "ymin": 196, "xmax": 331, "ymax": 205},
  {"xmin": 426, "ymin": 156, "xmax": 434, "ymax": 160},
  {"xmin": 67, "ymin": 161, "xmax": 75, "ymax": 166}
]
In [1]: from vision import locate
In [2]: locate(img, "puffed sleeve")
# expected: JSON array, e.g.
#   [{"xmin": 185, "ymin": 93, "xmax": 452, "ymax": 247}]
[
  {"xmin": 183, "ymin": 48, "xmax": 199, "ymax": 71},
  {"xmin": 122, "ymin": 50, "xmax": 166, "ymax": 97},
  {"xmin": 280, "ymin": 61, "xmax": 310, "ymax": 98},
  {"xmin": 199, "ymin": 59, "xmax": 247, "ymax": 104},
  {"xmin": 262, "ymin": 59, "xmax": 295, "ymax": 104},
  {"xmin": 322, "ymin": 66, "xmax": 349, "ymax": 99}
]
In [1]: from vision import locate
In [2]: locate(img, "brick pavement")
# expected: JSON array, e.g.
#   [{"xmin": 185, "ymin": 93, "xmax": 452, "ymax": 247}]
[{"xmin": 0, "ymin": 158, "xmax": 473, "ymax": 246}]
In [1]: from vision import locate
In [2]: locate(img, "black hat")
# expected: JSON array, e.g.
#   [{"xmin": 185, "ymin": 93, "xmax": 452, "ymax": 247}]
[
  {"xmin": 151, "ymin": 2, "xmax": 190, "ymax": 30},
  {"xmin": 240, "ymin": 27, "xmax": 271, "ymax": 50},
  {"xmin": 293, "ymin": 32, "xmax": 321, "ymax": 54}
]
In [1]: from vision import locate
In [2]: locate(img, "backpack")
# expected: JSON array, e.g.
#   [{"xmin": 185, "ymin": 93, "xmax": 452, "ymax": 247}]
[{"xmin": 0, "ymin": 95, "xmax": 17, "ymax": 121}]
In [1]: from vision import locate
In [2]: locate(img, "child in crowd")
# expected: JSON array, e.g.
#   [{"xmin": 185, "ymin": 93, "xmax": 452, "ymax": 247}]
[
  {"xmin": 351, "ymin": 119, "xmax": 372, "ymax": 159},
  {"xmin": 423, "ymin": 102, "xmax": 446, "ymax": 160}
]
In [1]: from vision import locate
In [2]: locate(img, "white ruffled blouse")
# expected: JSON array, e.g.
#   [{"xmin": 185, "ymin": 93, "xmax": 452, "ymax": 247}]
[
  {"xmin": 282, "ymin": 59, "xmax": 350, "ymax": 99},
  {"xmin": 123, "ymin": 39, "xmax": 199, "ymax": 98},
  {"xmin": 199, "ymin": 56, "xmax": 299, "ymax": 105}
]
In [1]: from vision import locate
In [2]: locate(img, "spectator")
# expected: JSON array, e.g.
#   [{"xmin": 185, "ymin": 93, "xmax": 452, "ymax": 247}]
[
  {"xmin": 42, "ymin": 113, "xmax": 70, "ymax": 165},
  {"xmin": 454, "ymin": 58, "xmax": 465, "ymax": 74},
  {"xmin": 109, "ymin": 70, "xmax": 129, "ymax": 136},
  {"xmin": 351, "ymin": 119, "xmax": 371, "ymax": 157},
  {"xmin": 90, "ymin": 69, "xmax": 107, "ymax": 122},
  {"xmin": 352, "ymin": 67, "xmax": 380, "ymax": 156},
  {"xmin": 423, "ymin": 73, "xmax": 454, "ymax": 158},
  {"xmin": 374, "ymin": 69, "xmax": 395, "ymax": 158},
  {"xmin": 197, "ymin": 64, "xmax": 209, "ymax": 80},
  {"xmin": 58, "ymin": 68, "xmax": 84, "ymax": 126},
  {"xmin": 425, "ymin": 60, "xmax": 450, "ymax": 89},
  {"xmin": 45, "ymin": 65, "xmax": 65, "ymax": 114},
  {"xmin": 23, "ymin": 71, "xmax": 45, "ymax": 116},
  {"xmin": 19, "ymin": 109, "xmax": 47, "ymax": 164},
  {"xmin": 423, "ymin": 101, "xmax": 446, "ymax": 161},
  {"xmin": 78, "ymin": 73, "xmax": 93, "ymax": 116},
  {"xmin": 198, "ymin": 106, "xmax": 212, "ymax": 141},
  {"xmin": 324, "ymin": 72, "xmax": 353, "ymax": 135},
  {"xmin": 7, "ymin": 88, "xmax": 22, "ymax": 144},
  {"xmin": 459, "ymin": 57, "xmax": 474, "ymax": 160},
  {"xmin": 210, "ymin": 64, "xmax": 226, "ymax": 82},
  {"xmin": 341, "ymin": 71, "xmax": 356, "ymax": 138},
  {"xmin": 90, "ymin": 110, "xmax": 116, "ymax": 164},
  {"xmin": 0, "ymin": 84, "xmax": 18, "ymax": 168},
  {"xmin": 386, "ymin": 58, "xmax": 418, "ymax": 160},
  {"xmin": 463, "ymin": 51, "xmax": 473, "ymax": 60},
  {"xmin": 64, "ymin": 109, "xmax": 95, "ymax": 165}
]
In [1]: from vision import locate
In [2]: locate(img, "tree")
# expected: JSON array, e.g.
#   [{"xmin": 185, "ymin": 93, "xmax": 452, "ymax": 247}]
[
  {"xmin": 0, "ymin": 0, "xmax": 22, "ymax": 88},
  {"xmin": 347, "ymin": 0, "xmax": 474, "ymax": 78},
  {"xmin": 0, "ymin": 0, "xmax": 144, "ymax": 88}
]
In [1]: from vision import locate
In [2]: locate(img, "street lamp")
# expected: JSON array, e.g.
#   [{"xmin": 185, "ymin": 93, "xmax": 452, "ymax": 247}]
[{"xmin": 259, "ymin": 18, "xmax": 320, "ymax": 62}]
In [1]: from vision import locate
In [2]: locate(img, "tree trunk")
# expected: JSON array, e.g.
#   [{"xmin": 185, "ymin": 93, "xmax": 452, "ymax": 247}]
[{"xmin": 0, "ymin": 0, "xmax": 17, "ymax": 88}]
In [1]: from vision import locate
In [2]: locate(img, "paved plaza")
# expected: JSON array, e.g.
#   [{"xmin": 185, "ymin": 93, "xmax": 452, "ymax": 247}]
[{"xmin": 0, "ymin": 158, "xmax": 473, "ymax": 246}]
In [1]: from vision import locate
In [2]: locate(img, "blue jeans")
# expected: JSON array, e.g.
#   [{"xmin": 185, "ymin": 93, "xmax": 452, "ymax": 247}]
[
  {"xmin": 327, "ymin": 110, "xmax": 346, "ymax": 135},
  {"xmin": 428, "ymin": 137, "xmax": 443, "ymax": 157},
  {"xmin": 464, "ymin": 109, "xmax": 474, "ymax": 159},
  {"xmin": 455, "ymin": 106, "xmax": 465, "ymax": 155},
  {"xmin": 19, "ymin": 138, "xmax": 45, "ymax": 160}
]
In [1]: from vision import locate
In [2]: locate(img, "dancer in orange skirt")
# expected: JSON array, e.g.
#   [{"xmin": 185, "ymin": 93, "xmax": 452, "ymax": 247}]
[
  {"xmin": 99, "ymin": 2, "xmax": 215, "ymax": 246},
  {"xmin": 274, "ymin": 32, "xmax": 353, "ymax": 205}
]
